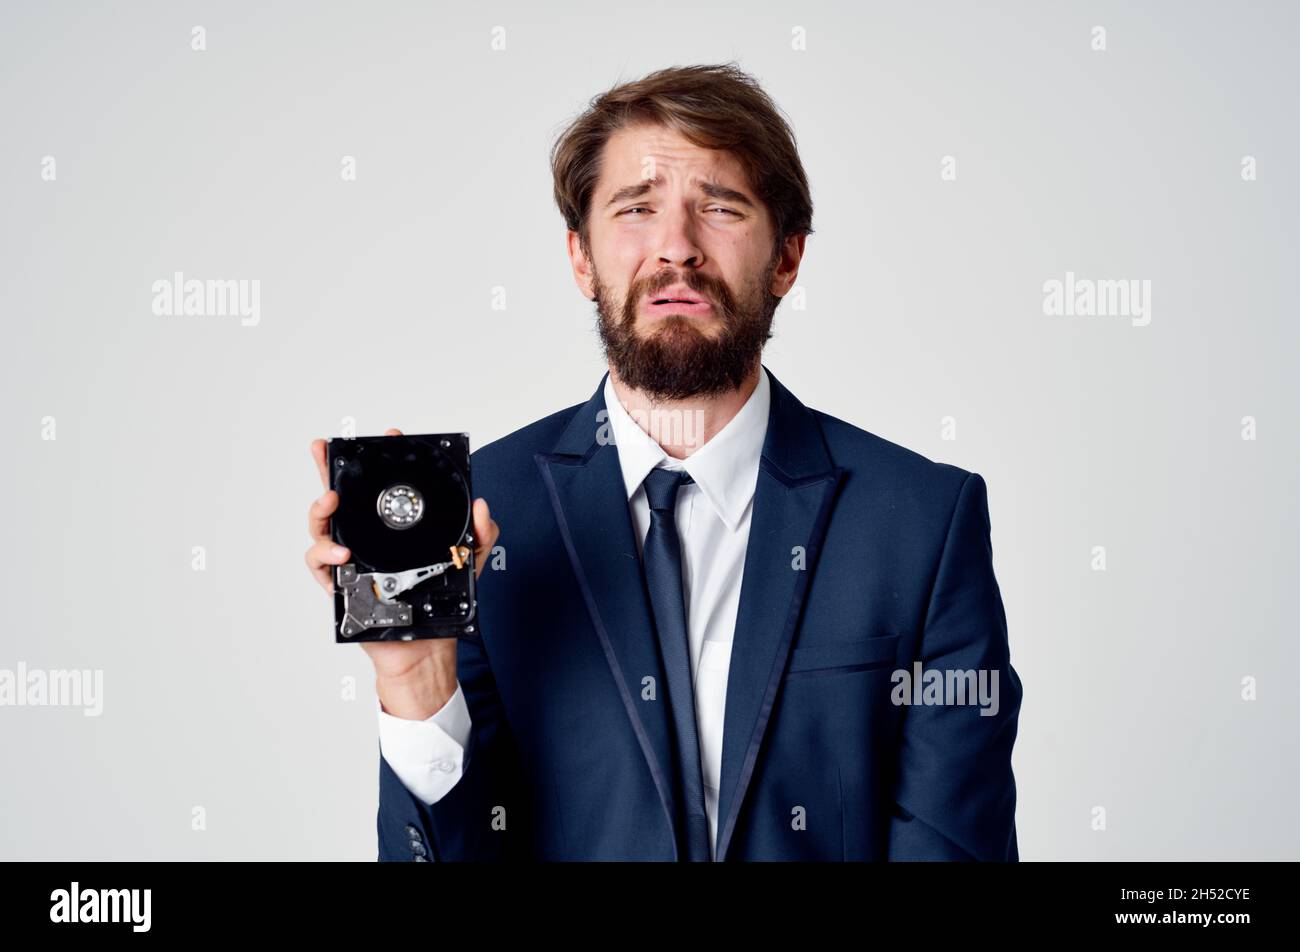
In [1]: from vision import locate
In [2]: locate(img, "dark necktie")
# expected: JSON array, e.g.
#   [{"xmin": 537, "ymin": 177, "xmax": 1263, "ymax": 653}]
[{"xmin": 641, "ymin": 466, "xmax": 711, "ymax": 861}]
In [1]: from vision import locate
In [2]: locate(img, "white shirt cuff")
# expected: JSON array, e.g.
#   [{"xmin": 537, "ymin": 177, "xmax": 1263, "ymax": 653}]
[{"xmin": 376, "ymin": 682, "xmax": 471, "ymax": 805}]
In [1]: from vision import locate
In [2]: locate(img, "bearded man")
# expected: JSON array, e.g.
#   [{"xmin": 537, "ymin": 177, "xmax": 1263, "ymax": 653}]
[{"xmin": 304, "ymin": 63, "xmax": 1022, "ymax": 862}]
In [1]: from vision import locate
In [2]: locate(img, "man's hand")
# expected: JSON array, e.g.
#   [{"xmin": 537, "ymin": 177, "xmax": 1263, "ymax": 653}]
[{"xmin": 305, "ymin": 429, "xmax": 499, "ymax": 720}]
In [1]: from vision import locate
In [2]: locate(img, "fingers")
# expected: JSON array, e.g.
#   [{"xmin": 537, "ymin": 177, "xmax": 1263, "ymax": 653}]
[
  {"xmin": 471, "ymin": 498, "xmax": 499, "ymax": 580},
  {"xmin": 308, "ymin": 430, "xmax": 402, "ymax": 595},
  {"xmin": 472, "ymin": 498, "xmax": 497, "ymax": 549},
  {"xmin": 309, "ymin": 489, "xmax": 339, "ymax": 541},
  {"xmin": 305, "ymin": 538, "xmax": 351, "ymax": 593},
  {"xmin": 311, "ymin": 438, "xmax": 330, "ymax": 491}
]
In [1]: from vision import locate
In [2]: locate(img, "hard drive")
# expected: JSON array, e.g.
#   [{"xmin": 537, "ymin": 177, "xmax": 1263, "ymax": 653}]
[{"xmin": 327, "ymin": 433, "xmax": 477, "ymax": 642}]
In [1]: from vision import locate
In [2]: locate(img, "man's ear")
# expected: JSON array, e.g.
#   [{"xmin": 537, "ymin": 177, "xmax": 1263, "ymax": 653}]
[
  {"xmin": 567, "ymin": 230, "xmax": 596, "ymax": 300},
  {"xmin": 769, "ymin": 233, "xmax": 807, "ymax": 297}
]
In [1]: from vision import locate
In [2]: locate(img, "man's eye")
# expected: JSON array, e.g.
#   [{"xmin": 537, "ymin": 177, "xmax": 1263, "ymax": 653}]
[{"xmin": 619, "ymin": 206, "xmax": 739, "ymax": 217}]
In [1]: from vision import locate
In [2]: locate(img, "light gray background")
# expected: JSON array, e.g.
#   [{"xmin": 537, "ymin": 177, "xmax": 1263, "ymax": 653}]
[{"xmin": 1, "ymin": 0, "xmax": 1295, "ymax": 860}]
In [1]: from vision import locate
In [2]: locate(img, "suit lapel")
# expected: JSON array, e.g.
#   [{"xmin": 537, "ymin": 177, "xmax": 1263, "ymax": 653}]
[
  {"xmin": 534, "ymin": 373, "xmax": 682, "ymax": 858},
  {"xmin": 714, "ymin": 367, "xmax": 844, "ymax": 861}
]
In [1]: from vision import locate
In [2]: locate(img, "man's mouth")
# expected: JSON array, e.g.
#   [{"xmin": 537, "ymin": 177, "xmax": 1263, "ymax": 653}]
[
  {"xmin": 644, "ymin": 286, "xmax": 713, "ymax": 314},
  {"xmin": 644, "ymin": 299, "xmax": 714, "ymax": 315}
]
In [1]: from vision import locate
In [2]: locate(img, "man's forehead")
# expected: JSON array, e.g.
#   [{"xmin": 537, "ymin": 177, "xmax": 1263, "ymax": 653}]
[{"xmin": 599, "ymin": 124, "xmax": 746, "ymax": 185}]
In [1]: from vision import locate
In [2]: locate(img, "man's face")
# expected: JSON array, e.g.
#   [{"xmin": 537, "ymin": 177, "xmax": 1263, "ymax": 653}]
[{"xmin": 568, "ymin": 122, "xmax": 803, "ymax": 401}]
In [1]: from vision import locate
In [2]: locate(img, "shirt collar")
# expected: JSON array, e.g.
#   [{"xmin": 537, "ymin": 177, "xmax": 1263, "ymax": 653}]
[{"xmin": 602, "ymin": 366, "xmax": 771, "ymax": 532}]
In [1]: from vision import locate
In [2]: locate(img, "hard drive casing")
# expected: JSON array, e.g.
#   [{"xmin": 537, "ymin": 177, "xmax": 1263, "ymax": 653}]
[{"xmin": 327, "ymin": 433, "xmax": 477, "ymax": 643}]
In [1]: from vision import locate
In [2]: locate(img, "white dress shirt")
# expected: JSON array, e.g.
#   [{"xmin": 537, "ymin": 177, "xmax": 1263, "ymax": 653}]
[{"xmin": 377, "ymin": 368, "xmax": 771, "ymax": 859}]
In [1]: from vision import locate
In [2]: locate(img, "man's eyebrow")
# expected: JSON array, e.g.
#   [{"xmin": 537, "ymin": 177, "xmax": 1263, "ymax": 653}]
[
  {"xmin": 698, "ymin": 180, "xmax": 758, "ymax": 208},
  {"xmin": 605, "ymin": 181, "xmax": 655, "ymax": 207},
  {"xmin": 603, "ymin": 176, "xmax": 759, "ymax": 209}
]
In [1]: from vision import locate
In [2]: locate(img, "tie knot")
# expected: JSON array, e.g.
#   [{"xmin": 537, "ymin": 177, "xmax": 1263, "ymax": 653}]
[{"xmin": 643, "ymin": 467, "xmax": 694, "ymax": 512}]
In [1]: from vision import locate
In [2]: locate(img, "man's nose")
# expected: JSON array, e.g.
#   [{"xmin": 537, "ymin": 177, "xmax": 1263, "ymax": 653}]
[{"xmin": 654, "ymin": 204, "xmax": 705, "ymax": 268}]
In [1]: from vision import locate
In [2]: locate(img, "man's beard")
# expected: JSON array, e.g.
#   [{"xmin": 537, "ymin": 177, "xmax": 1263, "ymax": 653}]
[{"xmin": 592, "ymin": 251, "xmax": 781, "ymax": 401}]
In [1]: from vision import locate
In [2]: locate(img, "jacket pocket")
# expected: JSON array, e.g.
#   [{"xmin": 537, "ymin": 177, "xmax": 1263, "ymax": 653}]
[{"xmin": 783, "ymin": 633, "xmax": 901, "ymax": 680}]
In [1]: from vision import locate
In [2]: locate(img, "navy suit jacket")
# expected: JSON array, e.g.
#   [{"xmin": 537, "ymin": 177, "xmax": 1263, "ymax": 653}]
[{"xmin": 377, "ymin": 365, "xmax": 1022, "ymax": 861}]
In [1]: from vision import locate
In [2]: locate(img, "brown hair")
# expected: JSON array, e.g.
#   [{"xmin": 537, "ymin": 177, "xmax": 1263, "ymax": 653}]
[{"xmin": 550, "ymin": 62, "xmax": 814, "ymax": 259}]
